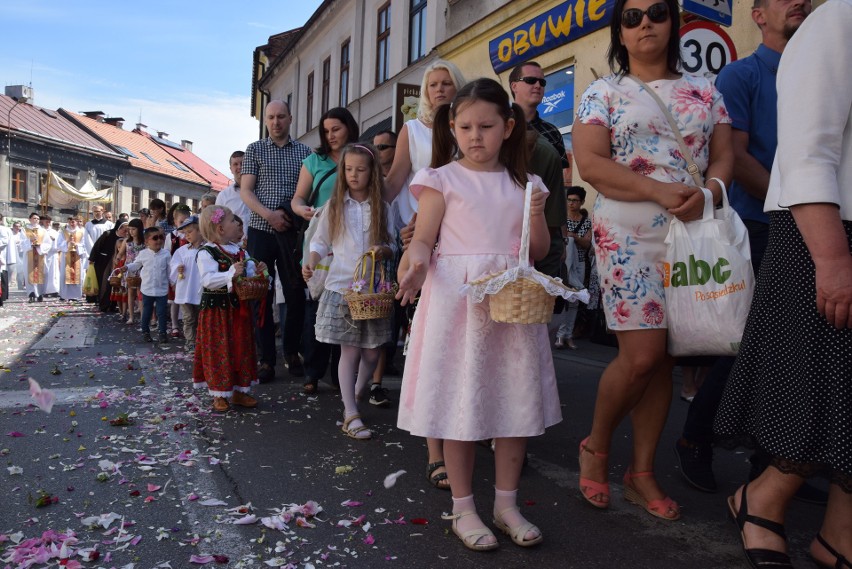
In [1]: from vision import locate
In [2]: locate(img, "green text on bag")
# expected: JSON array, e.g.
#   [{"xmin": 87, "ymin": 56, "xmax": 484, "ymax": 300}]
[{"xmin": 664, "ymin": 255, "xmax": 731, "ymax": 287}]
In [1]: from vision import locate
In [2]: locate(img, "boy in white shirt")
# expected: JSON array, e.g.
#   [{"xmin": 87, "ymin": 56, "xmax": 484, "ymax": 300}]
[
  {"xmin": 169, "ymin": 215, "xmax": 204, "ymax": 353},
  {"xmin": 122, "ymin": 227, "xmax": 171, "ymax": 343}
]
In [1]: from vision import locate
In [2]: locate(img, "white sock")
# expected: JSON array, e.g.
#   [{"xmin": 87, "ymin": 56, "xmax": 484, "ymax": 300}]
[
  {"xmin": 451, "ymin": 495, "xmax": 496, "ymax": 546},
  {"xmin": 494, "ymin": 487, "xmax": 539, "ymax": 541}
]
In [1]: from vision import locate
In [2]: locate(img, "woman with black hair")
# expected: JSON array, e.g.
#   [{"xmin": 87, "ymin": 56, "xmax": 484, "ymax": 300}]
[
  {"xmin": 289, "ymin": 107, "xmax": 360, "ymax": 393},
  {"xmin": 571, "ymin": 0, "xmax": 733, "ymax": 520}
]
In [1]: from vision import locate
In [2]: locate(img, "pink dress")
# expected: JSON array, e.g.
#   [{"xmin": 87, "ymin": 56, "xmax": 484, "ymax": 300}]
[{"xmin": 397, "ymin": 162, "xmax": 562, "ymax": 441}]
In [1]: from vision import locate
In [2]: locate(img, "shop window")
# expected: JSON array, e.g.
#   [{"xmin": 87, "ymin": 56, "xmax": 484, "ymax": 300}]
[
  {"xmin": 536, "ymin": 65, "xmax": 576, "ymax": 151},
  {"xmin": 376, "ymin": 2, "xmax": 391, "ymax": 85},
  {"xmin": 11, "ymin": 168, "xmax": 27, "ymax": 202},
  {"xmin": 409, "ymin": 0, "xmax": 427, "ymax": 63}
]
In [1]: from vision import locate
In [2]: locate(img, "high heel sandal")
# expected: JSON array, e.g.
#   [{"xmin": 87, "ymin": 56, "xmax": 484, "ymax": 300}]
[
  {"xmin": 441, "ymin": 511, "xmax": 499, "ymax": 552},
  {"xmin": 493, "ymin": 506, "xmax": 543, "ymax": 547},
  {"xmin": 623, "ymin": 469, "xmax": 680, "ymax": 521},
  {"xmin": 726, "ymin": 483, "xmax": 792, "ymax": 569},
  {"xmin": 812, "ymin": 533, "xmax": 851, "ymax": 569},
  {"xmin": 578, "ymin": 436, "xmax": 610, "ymax": 509}
]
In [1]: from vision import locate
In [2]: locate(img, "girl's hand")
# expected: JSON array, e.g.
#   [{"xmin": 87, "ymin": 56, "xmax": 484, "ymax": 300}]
[
  {"xmin": 668, "ymin": 186, "xmax": 706, "ymax": 222},
  {"xmin": 302, "ymin": 264, "xmax": 314, "ymax": 282},
  {"xmin": 400, "ymin": 213, "xmax": 417, "ymax": 251},
  {"xmin": 177, "ymin": 264, "xmax": 185, "ymax": 272},
  {"xmin": 530, "ymin": 186, "xmax": 546, "ymax": 217},
  {"xmin": 232, "ymin": 261, "xmax": 245, "ymax": 278},
  {"xmin": 256, "ymin": 261, "xmax": 268, "ymax": 274},
  {"xmin": 396, "ymin": 261, "xmax": 427, "ymax": 306}
]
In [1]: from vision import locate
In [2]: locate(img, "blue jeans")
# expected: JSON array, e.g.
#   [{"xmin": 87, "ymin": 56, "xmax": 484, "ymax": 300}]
[{"xmin": 141, "ymin": 294, "xmax": 168, "ymax": 335}]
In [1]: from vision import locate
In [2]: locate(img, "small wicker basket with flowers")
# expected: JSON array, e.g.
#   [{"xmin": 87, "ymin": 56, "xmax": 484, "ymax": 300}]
[
  {"xmin": 344, "ymin": 250, "xmax": 398, "ymax": 321},
  {"xmin": 461, "ymin": 182, "xmax": 589, "ymax": 324}
]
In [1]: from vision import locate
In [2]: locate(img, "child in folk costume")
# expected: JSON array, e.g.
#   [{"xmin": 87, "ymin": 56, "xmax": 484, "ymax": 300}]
[
  {"xmin": 396, "ymin": 79, "xmax": 561, "ymax": 551},
  {"xmin": 193, "ymin": 205, "xmax": 266, "ymax": 412},
  {"xmin": 169, "ymin": 215, "xmax": 204, "ymax": 353},
  {"xmin": 302, "ymin": 143, "xmax": 395, "ymax": 440},
  {"xmin": 124, "ymin": 219, "xmax": 146, "ymax": 324},
  {"xmin": 111, "ymin": 222, "xmax": 129, "ymax": 319}
]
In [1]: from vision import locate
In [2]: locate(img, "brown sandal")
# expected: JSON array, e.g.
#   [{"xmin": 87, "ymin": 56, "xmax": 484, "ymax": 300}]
[{"xmin": 212, "ymin": 397, "xmax": 229, "ymax": 412}]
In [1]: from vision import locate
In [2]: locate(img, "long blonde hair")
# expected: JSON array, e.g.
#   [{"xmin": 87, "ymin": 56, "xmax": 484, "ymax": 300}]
[{"xmin": 326, "ymin": 144, "xmax": 390, "ymax": 248}]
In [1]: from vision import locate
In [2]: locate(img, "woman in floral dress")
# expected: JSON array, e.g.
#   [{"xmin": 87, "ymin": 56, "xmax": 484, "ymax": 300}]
[{"xmin": 570, "ymin": 0, "xmax": 732, "ymax": 520}]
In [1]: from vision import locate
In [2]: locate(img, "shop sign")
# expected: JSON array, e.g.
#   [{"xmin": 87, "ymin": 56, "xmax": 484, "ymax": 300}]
[
  {"xmin": 489, "ymin": 0, "xmax": 615, "ymax": 74},
  {"xmin": 538, "ymin": 88, "xmax": 571, "ymax": 117},
  {"xmin": 394, "ymin": 83, "xmax": 421, "ymax": 132},
  {"xmin": 682, "ymin": 0, "xmax": 733, "ymax": 27}
]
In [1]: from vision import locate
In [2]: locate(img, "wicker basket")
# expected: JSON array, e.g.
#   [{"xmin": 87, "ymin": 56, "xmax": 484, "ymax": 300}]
[
  {"xmin": 344, "ymin": 251, "xmax": 397, "ymax": 321},
  {"xmin": 108, "ymin": 273, "xmax": 122, "ymax": 287},
  {"xmin": 488, "ymin": 277, "xmax": 555, "ymax": 324},
  {"xmin": 125, "ymin": 275, "xmax": 142, "ymax": 288},
  {"xmin": 234, "ymin": 275, "xmax": 269, "ymax": 301}
]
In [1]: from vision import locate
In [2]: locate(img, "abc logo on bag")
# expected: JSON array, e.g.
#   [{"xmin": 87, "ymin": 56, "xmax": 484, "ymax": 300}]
[{"xmin": 663, "ymin": 254, "xmax": 747, "ymax": 301}]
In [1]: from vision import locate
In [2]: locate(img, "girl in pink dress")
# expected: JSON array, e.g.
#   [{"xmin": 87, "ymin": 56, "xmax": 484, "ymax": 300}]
[{"xmin": 396, "ymin": 78, "xmax": 562, "ymax": 552}]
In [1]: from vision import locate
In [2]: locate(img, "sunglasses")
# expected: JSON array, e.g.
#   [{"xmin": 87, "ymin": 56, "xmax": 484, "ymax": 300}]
[
  {"xmin": 148, "ymin": 234, "xmax": 164, "ymax": 241},
  {"xmin": 516, "ymin": 76, "xmax": 547, "ymax": 87},
  {"xmin": 622, "ymin": 2, "xmax": 669, "ymax": 28},
  {"xmin": 375, "ymin": 144, "xmax": 396, "ymax": 151}
]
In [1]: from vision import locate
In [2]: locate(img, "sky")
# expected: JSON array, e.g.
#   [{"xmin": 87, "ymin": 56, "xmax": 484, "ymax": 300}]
[{"xmin": 0, "ymin": 0, "xmax": 323, "ymax": 179}]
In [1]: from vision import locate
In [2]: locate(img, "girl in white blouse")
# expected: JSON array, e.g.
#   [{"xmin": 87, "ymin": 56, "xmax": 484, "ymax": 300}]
[{"xmin": 302, "ymin": 144, "xmax": 395, "ymax": 440}]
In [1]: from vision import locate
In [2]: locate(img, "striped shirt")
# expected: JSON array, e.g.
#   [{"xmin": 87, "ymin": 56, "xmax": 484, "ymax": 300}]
[{"xmin": 242, "ymin": 136, "xmax": 312, "ymax": 234}]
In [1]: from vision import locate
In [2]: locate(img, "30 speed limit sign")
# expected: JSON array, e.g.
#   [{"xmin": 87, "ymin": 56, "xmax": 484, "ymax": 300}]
[{"xmin": 680, "ymin": 21, "xmax": 737, "ymax": 76}]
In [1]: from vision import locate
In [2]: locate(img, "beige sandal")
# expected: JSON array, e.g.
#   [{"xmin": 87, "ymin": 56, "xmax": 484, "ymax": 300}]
[
  {"xmin": 341, "ymin": 413, "xmax": 371, "ymax": 440},
  {"xmin": 441, "ymin": 511, "xmax": 499, "ymax": 552},
  {"xmin": 493, "ymin": 506, "xmax": 543, "ymax": 547}
]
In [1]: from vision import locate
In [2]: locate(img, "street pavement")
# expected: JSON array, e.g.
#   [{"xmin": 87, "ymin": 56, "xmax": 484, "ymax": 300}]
[{"xmin": 0, "ymin": 290, "xmax": 827, "ymax": 568}]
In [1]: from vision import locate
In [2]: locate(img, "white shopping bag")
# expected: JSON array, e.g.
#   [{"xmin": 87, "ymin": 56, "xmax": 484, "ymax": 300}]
[{"xmin": 663, "ymin": 188, "xmax": 755, "ymax": 356}]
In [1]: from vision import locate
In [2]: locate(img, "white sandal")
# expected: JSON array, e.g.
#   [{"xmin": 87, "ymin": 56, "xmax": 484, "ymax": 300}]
[
  {"xmin": 493, "ymin": 506, "xmax": 543, "ymax": 547},
  {"xmin": 341, "ymin": 413, "xmax": 371, "ymax": 440},
  {"xmin": 442, "ymin": 511, "xmax": 499, "ymax": 551}
]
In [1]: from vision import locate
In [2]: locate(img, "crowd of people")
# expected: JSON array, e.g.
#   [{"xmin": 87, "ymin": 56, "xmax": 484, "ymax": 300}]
[{"xmin": 0, "ymin": 0, "xmax": 848, "ymax": 565}]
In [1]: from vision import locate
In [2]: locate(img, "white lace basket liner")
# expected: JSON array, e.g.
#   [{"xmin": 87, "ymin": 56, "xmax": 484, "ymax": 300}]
[{"xmin": 460, "ymin": 182, "xmax": 590, "ymax": 324}]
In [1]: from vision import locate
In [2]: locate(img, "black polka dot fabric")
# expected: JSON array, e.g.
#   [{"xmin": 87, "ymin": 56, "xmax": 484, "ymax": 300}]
[{"xmin": 715, "ymin": 211, "xmax": 852, "ymax": 487}]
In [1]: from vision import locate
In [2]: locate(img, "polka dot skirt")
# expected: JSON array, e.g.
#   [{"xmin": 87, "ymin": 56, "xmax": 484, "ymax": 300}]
[{"xmin": 714, "ymin": 211, "xmax": 852, "ymax": 488}]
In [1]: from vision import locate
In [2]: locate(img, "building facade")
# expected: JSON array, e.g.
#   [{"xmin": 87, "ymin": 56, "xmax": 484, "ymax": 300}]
[{"xmin": 254, "ymin": 0, "xmax": 824, "ymax": 187}]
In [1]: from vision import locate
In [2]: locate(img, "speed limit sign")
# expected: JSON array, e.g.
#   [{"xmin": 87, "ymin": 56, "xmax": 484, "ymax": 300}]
[{"xmin": 680, "ymin": 21, "xmax": 737, "ymax": 77}]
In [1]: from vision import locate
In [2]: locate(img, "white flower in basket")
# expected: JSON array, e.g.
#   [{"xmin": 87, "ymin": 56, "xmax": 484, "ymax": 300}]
[{"xmin": 460, "ymin": 182, "xmax": 590, "ymax": 324}]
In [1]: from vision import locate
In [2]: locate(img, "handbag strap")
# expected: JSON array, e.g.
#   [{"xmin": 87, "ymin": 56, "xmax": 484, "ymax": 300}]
[
  {"xmin": 628, "ymin": 75, "xmax": 704, "ymax": 187},
  {"xmin": 308, "ymin": 167, "xmax": 336, "ymax": 207}
]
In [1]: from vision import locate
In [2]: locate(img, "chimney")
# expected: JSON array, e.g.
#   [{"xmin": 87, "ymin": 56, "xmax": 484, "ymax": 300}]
[
  {"xmin": 157, "ymin": 130, "xmax": 169, "ymax": 139},
  {"xmin": 104, "ymin": 117, "xmax": 125, "ymax": 128},
  {"xmin": 135, "ymin": 122, "xmax": 147, "ymax": 132},
  {"xmin": 5, "ymin": 85, "xmax": 33, "ymax": 103},
  {"xmin": 181, "ymin": 140, "xmax": 193, "ymax": 151},
  {"xmin": 83, "ymin": 111, "xmax": 106, "ymax": 121}
]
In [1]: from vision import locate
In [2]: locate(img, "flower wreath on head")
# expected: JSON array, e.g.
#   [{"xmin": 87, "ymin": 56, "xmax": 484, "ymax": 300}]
[{"xmin": 210, "ymin": 208, "xmax": 225, "ymax": 224}]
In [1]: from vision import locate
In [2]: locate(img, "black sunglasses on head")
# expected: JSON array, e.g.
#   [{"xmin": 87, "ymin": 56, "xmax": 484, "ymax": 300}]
[
  {"xmin": 622, "ymin": 2, "xmax": 669, "ymax": 28},
  {"xmin": 516, "ymin": 76, "xmax": 547, "ymax": 87},
  {"xmin": 375, "ymin": 144, "xmax": 396, "ymax": 151}
]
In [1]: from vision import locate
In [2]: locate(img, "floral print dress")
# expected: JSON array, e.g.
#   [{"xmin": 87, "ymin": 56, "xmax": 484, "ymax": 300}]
[{"xmin": 576, "ymin": 74, "xmax": 730, "ymax": 330}]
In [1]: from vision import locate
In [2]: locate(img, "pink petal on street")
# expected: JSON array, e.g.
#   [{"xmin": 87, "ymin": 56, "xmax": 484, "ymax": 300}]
[
  {"xmin": 147, "ymin": 484, "xmax": 162, "ymax": 492},
  {"xmin": 28, "ymin": 378, "xmax": 56, "ymax": 413}
]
